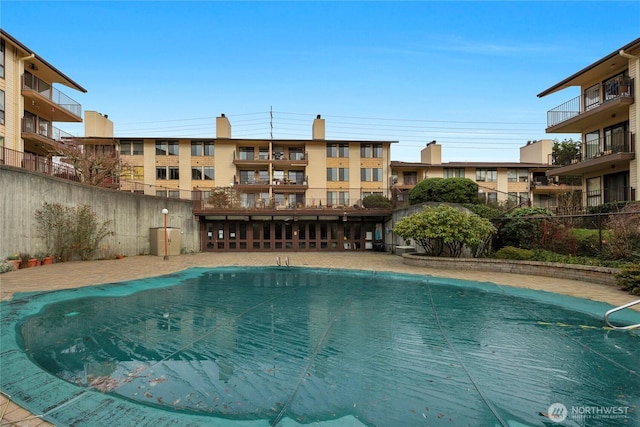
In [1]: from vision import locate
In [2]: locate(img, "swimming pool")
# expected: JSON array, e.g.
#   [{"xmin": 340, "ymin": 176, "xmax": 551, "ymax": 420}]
[{"xmin": 1, "ymin": 267, "xmax": 639, "ymax": 426}]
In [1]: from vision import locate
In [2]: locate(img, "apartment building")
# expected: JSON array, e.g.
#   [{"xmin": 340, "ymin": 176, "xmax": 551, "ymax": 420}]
[
  {"xmin": 390, "ymin": 139, "xmax": 578, "ymax": 210},
  {"xmin": 0, "ymin": 29, "xmax": 86, "ymax": 170},
  {"xmin": 78, "ymin": 114, "xmax": 396, "ymax": 252},
  {"xmin": 538, "ymin": 38, "xmax": 639, "ymax": 208}
]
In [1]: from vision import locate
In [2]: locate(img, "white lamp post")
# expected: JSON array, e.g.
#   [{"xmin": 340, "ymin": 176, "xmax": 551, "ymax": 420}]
[{"xmin": 161, "ymin": 208, "xmax": 169, "ymax": 260}]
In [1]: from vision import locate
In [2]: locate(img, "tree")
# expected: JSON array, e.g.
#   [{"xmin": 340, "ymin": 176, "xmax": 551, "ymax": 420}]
[
  {"xmin": 552, "ymin": 138, "xmax": 581, "ymax": 166},
  {"xmin": 408, "ymin": 178, "xmax": 478, "ymax": 205},
  {"xmin": 362, "ymin": 194, "xmax": 393, "ymax": 209},
  {"xmin": 55, "ymin": 143, "xmax": 122, "ymax": 188},
  {"xmin": 392, "ymin": 204, "xmax": 496, "ymax": 257}
]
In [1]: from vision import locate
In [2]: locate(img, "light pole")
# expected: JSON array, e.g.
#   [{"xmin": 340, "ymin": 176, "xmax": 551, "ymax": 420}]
[{"xmin": 162, "ymin": 208, "xmax": 169, "ymax": 260}]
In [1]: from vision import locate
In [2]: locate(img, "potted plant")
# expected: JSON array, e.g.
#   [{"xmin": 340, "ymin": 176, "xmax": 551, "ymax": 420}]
[
  {"xmin": 42, "ymin": 254, "xmax": 55, "ymax": 265},
  {"xmin": 6, "ymin": 254, "xmax": 20, "ymax": 270},
  {"xmin": 19, "ymin": 252, "xmax": 32, "ymax": 269}
]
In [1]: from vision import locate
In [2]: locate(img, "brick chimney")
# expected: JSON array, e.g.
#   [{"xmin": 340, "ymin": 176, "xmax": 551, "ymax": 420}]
[
  {"xmin": 312, "ymin": 114, "xmax": 325, "ymax": 140},
  {"xmin": 216, "ymin": 114, "xmax": 232, "ymax": 138}
]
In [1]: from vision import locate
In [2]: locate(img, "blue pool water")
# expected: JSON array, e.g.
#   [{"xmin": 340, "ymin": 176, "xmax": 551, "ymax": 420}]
[{"xmin": 2, "ymin": 267, "xmax": 639, "ymax": 426}]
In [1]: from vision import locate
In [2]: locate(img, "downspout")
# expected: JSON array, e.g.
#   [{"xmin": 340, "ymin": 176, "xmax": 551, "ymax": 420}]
[{"xmin": 618, "ymin": 49, "xmax": 640, "ymax": 201}]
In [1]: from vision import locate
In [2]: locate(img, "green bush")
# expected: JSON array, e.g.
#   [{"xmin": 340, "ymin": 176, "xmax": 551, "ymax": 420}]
[
  {"xmin": 494, "ymin": 246, "xmax": 534, "ymax": 260},
  {"xmin": 34, "ymin": 203, "xmax": 113, "ymax": 262},
  {"xmin": 408, "ymin": 178, "xmax": 478, "ymax": 205},
  {"xmin": 362, "ymin": 194, "xmax": 393, "ymax": 209},
  {"xmin": 497, "ymin": 207, "xmax": 553, "ymax": 250},
  {"xmin": 393, "ymin": 204, "xmax": 495, "ymax": 257},
  {"xmin": 615, "ymin": 263, "xmax": 640, "ymax": 295},
  {"xmin": 462, "ymin": 203, "xmax": 501, "ymax": 219}
]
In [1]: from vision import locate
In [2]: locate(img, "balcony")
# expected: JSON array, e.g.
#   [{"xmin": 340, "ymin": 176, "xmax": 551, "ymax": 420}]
[
  {"xmin": 546, "ymin": 76, "xmax": 633, "ymax": 133},
  {"xmin": 22, "ymin": 72, "xmax": 82, "ymax": 122},
  {"xmin": 548, "ymin": 132, "xmax": 635, "ymax": 176},
  {"xmin": 22, "ymin": 115, "xmax": 74, "ymax": 155},
  {"xmin": 233, "ymin": 150, "xmax": 308, "ymax": 166}
]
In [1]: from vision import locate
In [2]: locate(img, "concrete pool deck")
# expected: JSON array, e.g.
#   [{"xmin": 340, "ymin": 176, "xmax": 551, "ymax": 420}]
[{"xmin": 1, "ymin": 252, "xmax": 639, "ymax": 426}]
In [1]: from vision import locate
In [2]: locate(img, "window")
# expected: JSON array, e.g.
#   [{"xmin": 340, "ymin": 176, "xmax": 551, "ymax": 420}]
[
  {"xmin": 361, "ymin": 168, "xmax": 383, "ymax": 182},
  {"xmin": 326, "ymin": 191, "xmax": 349, "ymax": 206},
  {"xmin": 191, "ymin": 141, "xmax": 214, "ymax": 156},
  {"xmin": 156, "ymin": 167, "xmax": 167, "ymax": 180},
  {"xmin": 204, "ymin": 167, "xmax": 214, "ymax": 180},
  {"xmin": 585, "ymin": 131, "xmax": 600, "ymax": 160},
  {"xmin": 156, "ymin": 190, "xmax": 167, "ymax": 197},
  {"xmin": 168, "ymin": 190, "xmax": 180, "ymax": 198},
  {"xmin": 259, "ymin": 146, "xmax": 269, "ymax": 159},
  {"xmin": 0, "ymin": 90, "xmax": 4, "ymax": 125},
  {"xmin": 0, "ymin": 39, "xmax": 4, "ymax": 79},
  {"xmin": 362, "ymin": 191, "xmax": 383, "ymax": 199},
  {"xmin": 360, "ymin": 144, "xmax": 382, "ymax": 158},
  {"xmin": 507, "ymin": 168, "xmax": 528, "ymax": 182},
  {"xmin": 586, "ymin": 177, "xmax": 601, "ymax": 207},
  {"xmin": 192, "ymin": 167, "xmax": 203, "ymax": 180},
  {"xmin": 289, "ymin": 147, "xmax": 305, "ymax": 160},
  {"xmin": 327, "ymin": 168, "xmax": 349, "ymax": 181},
  {"xmin": 168, "ymin": 141, "xmax": 179, "ymax": 155},
  {"xmin": 584, "ymin": 84, "xmax": 599, "ymax": 111},
  {"xmin": 239, "ymin": 147, "xmax": 254, "ymax": 160},
  {"xmin": 239, "ymin": 170, "xmax": 254, "ymax": 184},
  {"xmin": 476, "ymin": 168, "xmax": 497, "ymax": 182},
  {"xmin": 402, "ymin": 171, "xmax": 416, "ymax": 185},
  {"xmin": 156, "ymin": 141, "xmax": 167, "ymax": 156},
  {"xmin": 169, "ymin": 167, "xmax": 179, "ymax": 180},
  {"xmin": 120, "ymin": 140, "xmax": 143, "ymax": 155},
  {"xmin": 327, "ymin": 143, "xmax": 348, "ymax": 157},
  {"xmin": 604, "ymin": 123, "xmax": 626, "ymax": 153},
  {"xmin": 444, "ymin": 168, "xmax": 465, "ymax": 178},
  {"xmin": 133, "ymin": 166, "xmax": 144, "ymax": 180}
]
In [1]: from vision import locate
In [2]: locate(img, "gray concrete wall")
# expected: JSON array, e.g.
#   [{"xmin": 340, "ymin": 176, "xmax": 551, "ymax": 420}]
[{"xmin": 0, "ymin": 166, "xmax": 200, "ymax": 259}]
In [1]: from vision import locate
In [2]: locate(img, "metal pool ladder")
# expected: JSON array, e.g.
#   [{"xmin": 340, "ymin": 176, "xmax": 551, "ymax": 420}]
[{"xmin": 604, "ymin": 299, "xmax": 640, "ymax": 330}]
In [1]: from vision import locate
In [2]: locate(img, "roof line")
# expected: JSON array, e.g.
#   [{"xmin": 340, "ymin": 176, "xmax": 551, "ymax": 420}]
[
  {"xmin": 537, "ymin": 37, "xmax": 640, "ymax": 98},
  {"xmin": 1, "ymin": 29, "xmax": 87, "ymax": 93}
]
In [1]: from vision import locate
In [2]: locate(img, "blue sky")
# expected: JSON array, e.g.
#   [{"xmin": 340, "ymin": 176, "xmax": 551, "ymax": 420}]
[{"xmin": 2, "ymin": 1, "xmax": 639, "ymax": 162}]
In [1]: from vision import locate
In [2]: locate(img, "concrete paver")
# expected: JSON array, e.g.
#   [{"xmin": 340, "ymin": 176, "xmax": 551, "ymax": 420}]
[{"xmin": 1, "ymin": 252, "xmax": 638, "ymax": 426}]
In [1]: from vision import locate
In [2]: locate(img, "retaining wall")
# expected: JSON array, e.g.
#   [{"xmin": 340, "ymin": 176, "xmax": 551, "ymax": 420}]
[
  {"xmin": 403, "ymin": 253, "xmax": 619, "ymax": 286},
  {"xmin": 0, "ymin": 166, "xmax": 199, "ymax": 258}
]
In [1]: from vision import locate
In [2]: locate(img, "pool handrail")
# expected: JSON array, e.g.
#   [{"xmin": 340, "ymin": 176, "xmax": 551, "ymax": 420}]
[{"xmin": 604, "ymin": 299, "xmax": 640, "ymax": 330}]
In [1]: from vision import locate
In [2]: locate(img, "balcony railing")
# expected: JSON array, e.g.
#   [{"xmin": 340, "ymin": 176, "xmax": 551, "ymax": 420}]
[
  {"xmin": 586, "ymin": 187, "xmax": 636, "ymax": 208},
  {"xmin": 557, "ymin": 132, "xmax": 634, "ymax": 165},
  {"xmin": 22, "ymin": 115, "xmax": 74, "ymax": 142},
  {"xmin": 547, "ymin": 76, "xmax": 633, "ymax": 128},
  {"xmin": 0, "ymin": 146, "xmax": 80, "ymax": 182},
  {"xmin": 23, "ymin": 72, "xmax": 82, "ymax": 118},
  {"xmin": 233, "ymin": 150, "xmax": 309, "ymax": 162}
]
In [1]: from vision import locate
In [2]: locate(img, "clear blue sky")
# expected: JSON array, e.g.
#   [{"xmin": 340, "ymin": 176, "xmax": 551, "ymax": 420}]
[{"xmin": 2, "ymin": 1, "xmax": 639, "ymax": 162}]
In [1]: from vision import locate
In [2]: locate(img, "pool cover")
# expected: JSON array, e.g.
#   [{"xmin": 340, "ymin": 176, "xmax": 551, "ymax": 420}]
[{"xmin": 1, "ymin": 267, "xmax": 639, "ymax": 426}]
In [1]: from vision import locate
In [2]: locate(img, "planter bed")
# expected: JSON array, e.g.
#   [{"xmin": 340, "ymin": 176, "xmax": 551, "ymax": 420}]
[{"xmin": 403, "ymin": 253, "xmax": 619, "ymax": 286}]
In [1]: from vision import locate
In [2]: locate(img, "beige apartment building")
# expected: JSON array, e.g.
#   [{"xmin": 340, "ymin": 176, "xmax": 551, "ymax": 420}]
[
  {"xmin": 538, "ymin": 37, "xmax": 639, "ymax": 207},
  {"xmin": 0, "ymin": 29, "xmax": 86, "ymax": 170},
  {"xmin": 79, "ymin": 113, "xmax": 396, "ymax": 252},
  {"xmin": 390, "ymin": 139, "xmax": 578, "ymax": 210}
]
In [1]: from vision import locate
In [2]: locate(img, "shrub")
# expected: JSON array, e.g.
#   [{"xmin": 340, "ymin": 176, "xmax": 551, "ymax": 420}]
[
  {"xmin": 602, "ymin": 203, "xmax": 640, "ymax": 260},
  {"xmin": 462, "ymin": 203, "xmax": 501, "ymax": 219},
  {"xmin": 0, "ymin": 261, "xmax": 16, "ymax": 274},
  {"xmin": 615, "ymin": 264, "xmax": 640, "ymax": 295},
  {"xmin": 494, "ymin": 246, "xmax": 534, "ymax": 260},
  {"xmin": 392, "ymin": 204, "xmax": 495, "ymax": 257},
  {"xmin": 35, "ymin": 203, "xmax": 113, "ymax": 262},
  {"xmin": 408, "ymin": 178, "xmax": 478, "ymax": 205},
  {"xmin": 497, "ymin": 207, "xmax": 553, "ymax": 250},
  {"xmin": 362, "ymin": 194, "xmax": 393, "ymax": 209}
]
